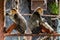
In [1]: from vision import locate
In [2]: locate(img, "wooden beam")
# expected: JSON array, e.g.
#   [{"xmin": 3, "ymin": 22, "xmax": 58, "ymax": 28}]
[
  {"xmin": 6, "ymin": 23, "xmax": 16, "ymax": 33},
  {"xmin": 0, "ymin": 0, "xmax": 4, "ymax": 40}
]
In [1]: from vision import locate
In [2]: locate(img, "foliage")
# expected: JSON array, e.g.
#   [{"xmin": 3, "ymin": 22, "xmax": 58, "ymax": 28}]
[{"xmin": 48, "ymin": 2, "xmax": 59, "ymax": 15}]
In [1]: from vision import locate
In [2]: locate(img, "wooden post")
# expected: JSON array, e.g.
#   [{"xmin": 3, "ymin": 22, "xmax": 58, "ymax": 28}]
[{"xmin": 0, "ymin": 0, "xmax": 4, "ymax": 40}]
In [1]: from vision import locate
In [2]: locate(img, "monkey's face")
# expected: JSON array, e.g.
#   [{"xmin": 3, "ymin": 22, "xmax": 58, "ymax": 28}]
[
  {"xmin": 9, "ymin": 9, "xmax": 17, "ymax": 23},
  {"xmin": 36, "ymin": 8, "xmax": 43, "ymax": 15},
  {"xmin": 10, "ymin": 10, "xmax": 17, "ymax": 15}
]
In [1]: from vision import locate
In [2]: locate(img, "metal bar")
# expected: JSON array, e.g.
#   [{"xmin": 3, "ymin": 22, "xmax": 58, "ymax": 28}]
[
  {"xmin": 6, "ymin": 13, "xmax": 59, "ymax": 17},
  {"xmin": 21, "ymin": 14, "xmax": 58, "ymax": 17},
  {"xmin": 4, "ymin": 33, "xmax": 60, "ymax": 36}
]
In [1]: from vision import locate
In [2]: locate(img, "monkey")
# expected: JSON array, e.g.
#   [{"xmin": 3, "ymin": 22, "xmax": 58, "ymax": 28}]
[
  {"xmin": 7, "ymin": 9, "xmax": 27, "ymax": 34},
  {"xmin": 29, "ymin": 7, "xmax": 54, "ymax": 34}
]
